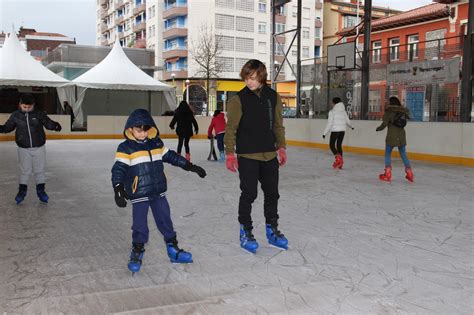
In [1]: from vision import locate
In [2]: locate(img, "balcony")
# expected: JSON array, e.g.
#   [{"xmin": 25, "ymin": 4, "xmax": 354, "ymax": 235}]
[
  {"xmin": 115, "ymin": 16, "xmax": 124, "ymax": 24},
  {"xmin": 275, "ymin": 15, "xmax": 286, "ymax": 24},
  {"xmin": 163, "ymin": 70, "xmax": 188, "ymax": 80},
  {"xmin": 315, "ymin": 19, "xmax": 322, "ymax": 28},
  {"xmin": 133, "ymin": 3, "xmax": 146, "ymax": 15},
  {"xmin": 315, "ymin": 1, "xmax": 323, "ymax": 10},
  {"xmin": 275, "ymin": 35, "xmax": 286, "ymax": 44},
  {"xmin": 163, "ymin": 27, "xmax": 188, "ymax": 40},
  {"xmin": 117, "ymin": 31, "xmax": 124, "ymax": 39},
  {"xmin": 100, "ymin": 23, "xmax": 108, "ymax": 33},
  {"xmin": 114, "ymin": 0, "xmax": 125, "ymax": 9},
  {"xmin": 100, "ymin": 10, "xmax": 108, "ymax": 20},
  {"xmin": 163, "ymin": 5, "xmax": 188, "ymax": 19},
  {"xmin": 100, "ymin": 0, "xmax": 108, "ymax": 7},
  {"xmin": 134, "ymin": 38, "xmax": 146, "ymax": 48},
  {"xmin": 163, "ymin": 48, "xmax": 187, "ymax": 59},
  {"xmin": 132, "ymin": 22, "xmax": 146, "ymax": 33},
  {"xmin": 314, "ymin": 39, "xmax": 322, "ymax": 46}
]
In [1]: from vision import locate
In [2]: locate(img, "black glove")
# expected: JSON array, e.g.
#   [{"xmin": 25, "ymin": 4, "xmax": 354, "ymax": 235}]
[
  {"xmin": 0, "ymin": 125, "xmax": 4, "ymax": 133},
  {"xmin": 184, "ymin": 163, "xmax": 206, "ymax": 178},
  {"xmin": 114, "ymin": 183, "xmax": 128, "ymax": 208},
  {"xmin": 351, "ymin": 127, "xmax": 355, "ymax": 130},
  {"xmin": 322, "ymin": 134, "xmax": 325, "ymax": 139},
  {"xmin": 208, "ymin": 135, "xmax": 212, "ymax": 140},
  {"xmin": 376, "ymin": 127, "xmax": 382, "ymax": 132},
  {"xmin": 169, "ymin": 124, "xmax": 174, "ymax": 130},
  {"xmin": 55, "ymin": 123, "xmax": 62, "ymax": 132},
  {"xmin": 195, "ymin": 129, "xmax": 199, "ymax": 135}
]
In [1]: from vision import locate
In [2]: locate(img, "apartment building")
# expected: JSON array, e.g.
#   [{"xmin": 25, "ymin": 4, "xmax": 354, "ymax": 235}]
[{"xmin": 97, "ymin": 0, "xmax": 324, "ymax": 110}]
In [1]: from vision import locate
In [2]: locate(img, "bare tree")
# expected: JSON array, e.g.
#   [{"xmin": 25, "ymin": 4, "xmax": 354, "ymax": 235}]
[{"xmin": 191, "ymin": 23, "xmax": 224, "ymax": 114}]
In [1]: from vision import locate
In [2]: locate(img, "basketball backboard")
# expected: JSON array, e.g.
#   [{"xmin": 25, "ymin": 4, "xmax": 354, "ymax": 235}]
[{"xmin": 327, "ymin": 42, "xmax": 358, "ymax": 71}]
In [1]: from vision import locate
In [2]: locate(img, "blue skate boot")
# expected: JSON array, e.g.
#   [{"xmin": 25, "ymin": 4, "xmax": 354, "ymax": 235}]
[
  {"xmin": 240, "ymin": 225, "xmax": 259, "ymax": 254},
  {"xmin": 128, "ymin": 243, "xmax": 145, "ymax": 274},
  {"xmin": 166, "ymin": 237, "xmax": 193, "ymax": 264},
  {"xmin": 219, "ymin": 151, "xmax": 225, "ymax": 163},
  {"xmin": 266, "ymin": 224, "xmax": 288, "ymax": 250},
  {"xmin": 15, "ymin": 184, "xmax": 27, "ymax": 204},
  {"xmin": 36, "ymin": 184, "xmax": 49, "ymax": 203}
]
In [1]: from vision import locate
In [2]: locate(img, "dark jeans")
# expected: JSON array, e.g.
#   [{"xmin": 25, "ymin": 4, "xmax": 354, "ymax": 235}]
[
  {"xmin": 132, "ymin": 197, "xmax": 176, "ymax": 244},
  {"xmin": 177, "ymin": 136, "xmax": 190, "ymax": 154},
  {"xmin": 216, "ymin": 133, "xmax": 225, "ymax": 152},
  {"xmin": 238, "ymin": 157, "xmax": 280, "ymax": 229},
  {"xmin": 329, "ymin": 131, "xmax": 345, "ymax": 155}
]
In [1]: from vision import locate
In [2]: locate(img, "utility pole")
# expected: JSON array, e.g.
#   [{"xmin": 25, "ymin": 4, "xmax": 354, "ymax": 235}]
[{"xmin": 360, "ymin": 0, "xmax": 372, "ymax": 120}]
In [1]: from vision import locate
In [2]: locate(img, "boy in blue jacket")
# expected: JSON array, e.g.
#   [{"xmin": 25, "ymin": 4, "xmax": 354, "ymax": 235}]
[{"xmin": 111, "ymin": 109, "xmax": 206, "ymax": 273}]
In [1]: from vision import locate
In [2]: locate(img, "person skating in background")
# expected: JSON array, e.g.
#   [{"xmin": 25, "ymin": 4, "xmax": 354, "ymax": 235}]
[
  {"xmin": 207, "ymin": 109, "xmax": 227, "ymax": 162},
  {"xmin": 322, "ymin": 97, "xmax": 354, "ymax": 169},
  {"xmin": 0, "ymin": 93, "xmax": 62, "ymax": 204},
  {"xmin": 169, "ymin": 101, "xmax": 199, "ymax": 161},
  {"xmin": 224, "ymin": 59, "xmax": 288, "ymax": 254},
  {"xmin": 112, "ymin": 109, "xmax": 206, "ymax": 274},
  {"xmin": 376, "ymin": 96, "xmax": 414, "ymax": 182}
]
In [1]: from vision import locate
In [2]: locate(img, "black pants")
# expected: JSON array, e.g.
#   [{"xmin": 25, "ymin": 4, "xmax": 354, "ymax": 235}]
[
  {"xmin": 177, "ymin": 136, "xmax": 190, "ymax": 154},
  {"xmin": 329, "ymin": 131, "xmax": 345, "ymax": 156},
  {"xmin": 238, "ymin": 157, "xmax": 280, "ymax": 229}
]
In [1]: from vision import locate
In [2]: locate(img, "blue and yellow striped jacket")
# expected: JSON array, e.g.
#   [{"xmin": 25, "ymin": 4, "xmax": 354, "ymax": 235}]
[{"xmin": 111, "ymin": 109, "xmax": 188, "ymax": 203}]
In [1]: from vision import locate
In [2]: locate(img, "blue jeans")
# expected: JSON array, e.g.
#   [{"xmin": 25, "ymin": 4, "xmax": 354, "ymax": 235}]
[
  {"xmin": 385, "ymin": 145, "xmax": 411, "ymax": 168},
  {"xmin": 132, "ymin": 197, "xmax": 176, "ymax": 244},
  {"xmin": 216, "ymin": 133, "xmax": 225, "ymax": 152}
]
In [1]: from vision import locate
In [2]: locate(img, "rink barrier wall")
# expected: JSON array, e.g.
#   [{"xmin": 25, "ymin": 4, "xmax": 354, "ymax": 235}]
[{"xmin": 1, "ymin": 114, "xmax": 473, "ymax": 167}]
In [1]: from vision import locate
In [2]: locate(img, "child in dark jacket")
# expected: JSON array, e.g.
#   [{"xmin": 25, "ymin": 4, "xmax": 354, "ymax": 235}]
[
  {"xmin": 111, "ymin": 109, "xmax": 206, "ymax": 273},
  {"xmin": 207, "ymin": 110, "xmax": 226, "ymax": 162},
  {"xmin": 0, "ymin": 93, "xmax": 62, "ymax": 204}
]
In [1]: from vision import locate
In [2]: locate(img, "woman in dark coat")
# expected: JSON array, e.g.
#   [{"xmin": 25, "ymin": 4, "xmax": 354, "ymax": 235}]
[
  {"xmin": 376, "ymin": 96, "xmax": 414, "ymax": 182},
  {"xmin": 169, "ymin": 101, "xmax": 199, "ymax": 161}
]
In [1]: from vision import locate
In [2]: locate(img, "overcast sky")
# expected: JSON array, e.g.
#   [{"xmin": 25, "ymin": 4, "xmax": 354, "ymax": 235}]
[{"xmin": 0, "ymin": 0, "xmax": 435, "ymax": 45}]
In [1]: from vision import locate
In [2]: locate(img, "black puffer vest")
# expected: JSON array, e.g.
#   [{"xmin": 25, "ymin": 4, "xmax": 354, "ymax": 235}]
[{"xmin": 236, "ymin": 85, "xmax": 277, "ymax": 154}]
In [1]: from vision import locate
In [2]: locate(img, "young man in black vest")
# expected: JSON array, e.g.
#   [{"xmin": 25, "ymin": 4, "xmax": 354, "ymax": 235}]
[{"xmin": 224, "ymin": 59, "xmax": 288, "ymax": 253}]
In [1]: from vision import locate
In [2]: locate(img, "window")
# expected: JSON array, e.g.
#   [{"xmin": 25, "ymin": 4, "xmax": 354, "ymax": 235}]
[
  {"xmin": 258, "ymin": 41, "xmax": 266, "ymax": 54},
  {"xmin": 274, "ymin": 43, "xmax": 285, "ymax": 55},
  {"xmin": 236, "ymin": 16, "xmax": 254, "ymax": 32},
  {"xmin": 124, "ymin": 3, "xmax": 130, "ymax": 15},
  {"xmin": 258, "ymin": 22, "xmax": 266, "ymax": 34},
  {"xmin": 292, "ymin": 49, "xmax": 297, "ymax": 56},
  {"xmin": 148, "ymin": 5, "xmax": 155, "ymax": 18},
  {"xmin": 303, "ymin": 7, "xmax": 310, "ymax": 19},
  {"xmin": 314, "ymin": 27, "xmax": 321, "ymax": 39},
  {"xmin": 302, "ymin": 27, "xmax": 310, "ymax": 39},
  {"xmin": 258, "ymin": 0, "xmax": 266, "ymax": 12},
  {"xmin": 216, "ymin": 14, "xmax": 235, "ymax": 30},
  {"xmin": 407, "ymin": 34, "xmax": 419, "ymax": 60},
  {"xmin": 389, "ymin": 38, "xmax": 400, "ymax": 61},
  {"xmin": 302, "ymin": 46, "xmax": 309, "ymax": 57},
  {"xmin": 343, "ymin": 15, "xmax": 360, "ymax": 28},
  {"xmin": 275, "ymin": 23, "xmax": 285, "ymax": 34},
  {"xmin": 217, "ymin": 35, "xmax": 234, "ymax": 51},
  {"xmin": 217, "ymin": 57, "xmax": 234, "ymax": 72},
  {"xmin": 216, "ymin": 0, "xmax": 234, "ymax": 9},
  {"xmin": 235, "ymin": 37, "xmax": 254, "ymax": 52},
  {"xmin": 148, "ymin": 44, "xmax": 155, "ymax": 50},
  {"xmin": 235, "ymin": 58, "xmax": 249, "ymax": 71},
  {"xmin": 314, "ymin": 46, "xmax": 320, "ymax": 57},
  {"xmin": 236, "ymin": 0, "xmax": 254, "ymax": 12},
  {"xmin": 372, "ymin": 40, "xmax": 381, "ymax": 63},
  {"xmin": 125, "ymin": 19, "xmax": 131, "ymax": 31}
]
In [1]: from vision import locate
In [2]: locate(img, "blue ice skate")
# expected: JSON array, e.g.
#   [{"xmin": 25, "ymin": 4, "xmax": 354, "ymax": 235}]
[
  {"xmin": 166, "ymin": 238, "xmax": 193, "ymax": 264},
  {"xmin": 36, "ymin": 184, "xmax": 49, "ymax": 203},
  {"xmin": 219, "ymin": 151, "xmax": 225, "ymax": 163},
  {"xmin": 240, "ymin": 225, "xmax": 259, "ymax": 254},
  {"xmin": 266, "ymin": 224, "xmax": 288, "ymax": 250},
  {"xmin": 15, "ymin": 185, "xmax": 27, "ymax": 205},
  {"xmin": 128, "ymin": 244, "xmax": 145, "ymax": 274}
]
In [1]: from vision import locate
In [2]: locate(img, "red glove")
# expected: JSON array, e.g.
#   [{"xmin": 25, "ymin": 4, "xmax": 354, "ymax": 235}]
[
  {"xmin": 277, "ymin": 148, "xmax": 287, "ymax": 166},
  {"xmin": 226, "ymin": 153, "xmax": 239, "ymax": 172}
]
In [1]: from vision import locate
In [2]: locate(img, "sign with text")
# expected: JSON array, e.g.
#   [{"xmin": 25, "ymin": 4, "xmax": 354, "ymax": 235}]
[{"xmin": 387, "ymin": 57, "xmax": 460, "ymax": 85}]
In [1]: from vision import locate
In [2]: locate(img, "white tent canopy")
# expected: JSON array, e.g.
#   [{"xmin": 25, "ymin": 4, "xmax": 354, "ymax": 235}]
[
  {"xmin": 73, "ymin": 40, "xmax": 172, "ymax": 91},
  {"xmin": 0, "ymin": 32, "xmax": 70, "ymax": 87}
]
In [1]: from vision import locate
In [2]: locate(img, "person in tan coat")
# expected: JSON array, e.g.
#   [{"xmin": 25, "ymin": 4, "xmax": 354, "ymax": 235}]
[{"xmin": 376, "ymin": 96, "xmax": 414, "ymax": 182}]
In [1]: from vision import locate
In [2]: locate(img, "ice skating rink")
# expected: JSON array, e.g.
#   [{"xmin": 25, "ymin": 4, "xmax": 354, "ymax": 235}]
[{"xmin": 0, "ymin": 139, "xmax": 472, "ymax": 314}]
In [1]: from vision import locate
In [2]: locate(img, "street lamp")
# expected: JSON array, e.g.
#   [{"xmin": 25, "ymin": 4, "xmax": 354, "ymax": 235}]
[{"xmin": 185, "ymin": 79, "xmax": 190, "ymax": 104}]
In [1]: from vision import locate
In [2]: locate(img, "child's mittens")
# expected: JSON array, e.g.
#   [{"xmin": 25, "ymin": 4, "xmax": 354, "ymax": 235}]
[
  {"xmin": 277, "ymin": 148, "xmax": 287, "ymax": 166},
  {"xmin": 114, "ymin": 183, "xmax": 128, "ymax": 208},
  {"xmin": 184, "ymin": 163, "xmax": 206, "ymax": 178},
  {"xmin": 226, "ymin": 153, "xmax": 238, "ymax": 172}
]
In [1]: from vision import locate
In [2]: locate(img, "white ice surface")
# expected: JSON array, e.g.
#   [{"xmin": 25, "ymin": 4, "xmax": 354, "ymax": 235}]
[{"xmin": 0, "ymin": 139, "xmax": 472, "ymax": 314}]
